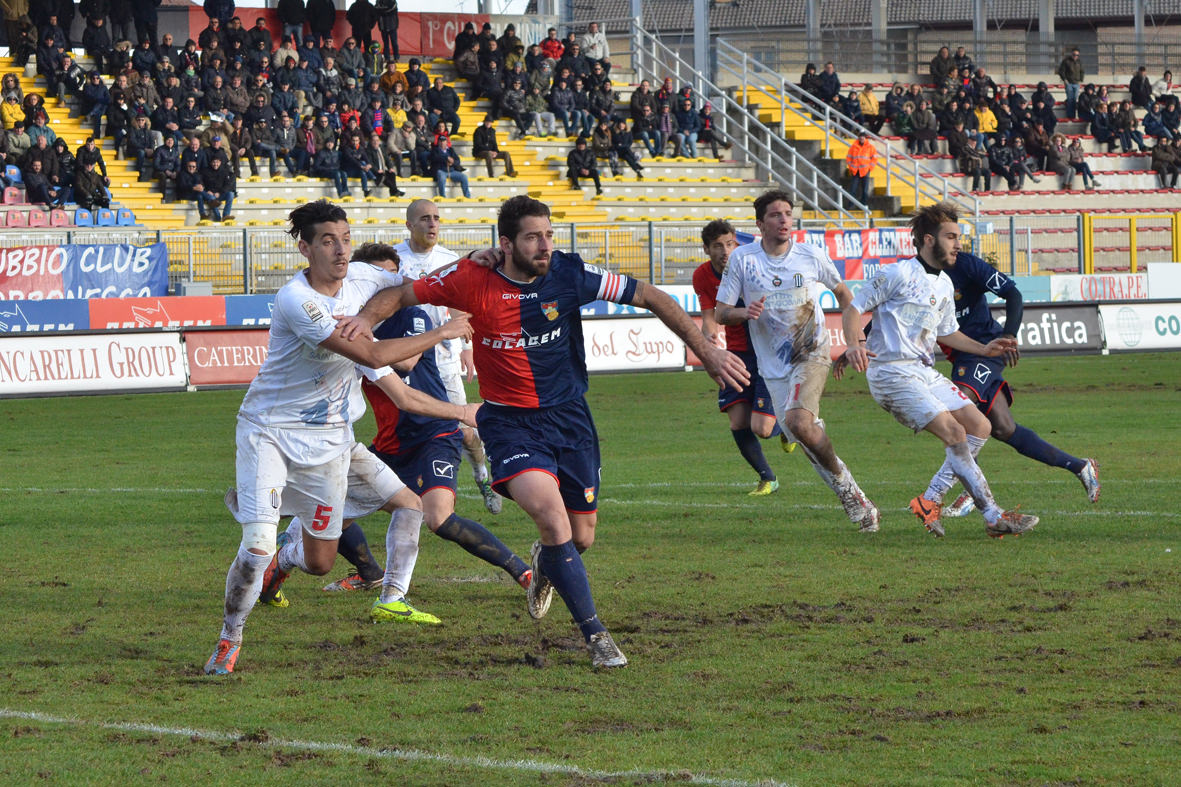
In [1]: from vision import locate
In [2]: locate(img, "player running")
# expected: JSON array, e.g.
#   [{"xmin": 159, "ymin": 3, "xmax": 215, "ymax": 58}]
[
  {"xmin": 714, "ymin": 190, "xmax": 880, "ymax": 532},
  {"xmin": 394, "ymin": 199, "xmax": 503, "ymax": 516},
  {"xmin": 204, "ymin": 200, "xmax": 470, "ymax": 676},
  {"xmin": 338, "ymin": 195, "xmax": 749, "ymax": 668},
  {"xmin": 838, "ymin": 203, "xmax": 1039, "ymax": 539},
  {"xmin": 693, "ymin": 219, "xmax": 793, "ymax": 497},
  {"xmin": 932, "ymin": 251, "xmax": 1099, "ymax": 518}
]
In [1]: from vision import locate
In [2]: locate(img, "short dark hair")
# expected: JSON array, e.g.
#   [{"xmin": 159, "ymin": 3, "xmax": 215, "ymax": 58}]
[
  {"xmin": 287, "ymin": 199, "xmax": 348, "ymax": 241},
  {"xmin": 701, "ymin": 219, "xmax": 736, "ymax": 247},
  {"xmin": 909, "ymin": 202, "xmax": 959, "ymax": 248},
  {"xmin": 498, "ymin": 195, "xmax": 550, "ymax": 241},
  {"xmin": 352, "ymin": 242, "xmax": 401, "ymax": 268},
  {"xmin": 753, "ymin": 190, "xmax": 794, "ymax": 222}
]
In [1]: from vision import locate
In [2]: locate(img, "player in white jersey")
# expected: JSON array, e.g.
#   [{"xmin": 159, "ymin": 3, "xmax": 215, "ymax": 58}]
[
  {"xmin": 715, "ymin": 190, "xmax": 880, "ymax": 532},
  {"xmin": 394, "ymin": 198, "xmax": 503, "ymax": 515},
  {"xmin": 204, "ymin": 200, "xmax": 472, "ymax": 676},
  {"xmin": 838, "ymin": 203, "xmax": 1039, "ymax": 539}
]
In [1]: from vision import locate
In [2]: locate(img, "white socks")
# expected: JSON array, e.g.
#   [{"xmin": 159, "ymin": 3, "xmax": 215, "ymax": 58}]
[
  {"xmin": 220, "ymin": 546, "xmax": 272, "ymax": 643},
  {"xmin": 380, "ymin": 508, "xmax": 424, "ymax": 603},
  {"xmin": 940, "ymin": 438, "xmax": 1002, "ymax": 523}
]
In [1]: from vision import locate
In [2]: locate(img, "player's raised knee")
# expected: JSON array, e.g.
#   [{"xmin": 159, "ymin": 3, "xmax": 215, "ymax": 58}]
[{"xmin": 241, "ymin": 521, "xmax": 277, "ymax": 557}]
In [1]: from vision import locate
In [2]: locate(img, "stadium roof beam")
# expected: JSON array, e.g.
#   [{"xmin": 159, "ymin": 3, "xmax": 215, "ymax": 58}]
[
  {"xmin": 806, "ymin": 0, "xmax": 820, "ymax": 64},
  {"xmin": 870, "ymin": 0, "xmax": 887, "ymax": 71},
  {"xmin": 974, "ymin": 0, "xmax": 985, "ymax": 68},
  {"xmin": 694, "ymin": 0, "xmax": 708, "ymax": 91},
  {"xmin": 1039, "ymin": 0, "xmax": 1056, "ymax": 71}
]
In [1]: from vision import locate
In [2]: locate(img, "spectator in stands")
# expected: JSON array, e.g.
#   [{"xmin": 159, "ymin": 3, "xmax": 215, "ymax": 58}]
[
  {"xmin": 557, "ymin": 42, "xmax": 591, "ymax": 83},
  {"xmin": 931, "ymin": 84, "xmax": 952, "ymax": 114},
  {"xmin": 971, "ymin": 68, "xmax": 998, "ymax": 104},
  {"xmin": 303, "ymin": 0, "xmax": 332, "ymax": 47},
  {"xmin": 199, "ymin": 150, "xmax": 236, "ymax": 221},
  {"xmin": 372, "ymin": 0, "xmax": 396, "ymax": 62},
  {"xmin": 0, "ymin": 92, "xmax": 20, "ymax": 131},
  {"xmin": 883, "ymin": 83, "xmax": 906, "ymax": 126},
  {"xmin": 312, "ymin": 136, "xmax": 347, "ymax": 196},
  {"xmin": 180, "ymin": 134, "xmax": 207, "ymax": 170},
  {"xmin": 894, "ymin": 100, "xmax": 916, "ymax": 151},
  {"xmin": 1129, "ymin": 66, "xmax": 1153, "ymax": 109},
  {"xmin": 988, "ymin": 135, "xmax": 1019, "ymax": 190},
  {"xmin": 1022, "ymin": 120, "xmax": 1050, "ymax": 169},
  {"xmin": 152, "ymin": 94, "xmax": 182, "ymax": 142},
  {"xmin": 471, "ymin": 114, "xmax": 515, "ymax": 177},
  {"xmin": 673, "ymin": 96, "xmax": 700, "ymax": 158},
  {"xmin": 539, "ymin": 26, "xmax": 563, "ymax": 61},
  {"xmin": 845, "ymin": 130, "xmax": 876, "ymax": 204},
  {"xmin": 502, "ymin": 77, "xmax": 533, "ymax": 139},
  {"xmin": 581, "ymin": 22, "xmax": 610, "ymax": 70},
  {"xmin": 36, "ymin": 33, "xmax": 64, "ymax": 98},
  {"xmin": 154, "ymin": 133, "xmax": 180, "ymax": 194},
  {"xmin": 1150, "ymin": 138, "xmax": 1179, "ymax": 188},
  {"xmin": 1153, "ymin": 70, "xmax": 1176, "ymax": 103},
  {"xmin": 25, "ymin": 112, "xmax": 55, "ymax": 149},
  {"xmin": 571, "ymin": 77, "xmax": 595, "ymax": 137},
  {"xmin": 1162, "ymin": 97, "xmax": 1181, "ymax": 137},
  {"xmin": 1031, "ymin": 96, "xmax": 1057, "ymax": 134},
  {"xmin": 549, "ymin": 78, "xmax": 577, "ymax": 138},
  {"xmin": 75, "ymin": 73, "xmax": 109, "ymax": 138},
  {"xmin": 225, "ymin": 73, "xmax": 250, "ymax": 118},
  {"xmin": 5, "ymin": 120, "xmax": 30, "ymax": 163},
  {"xmin": 428, "ymin": 135, "xmax": 469, "ymax": 198},
  {"xmin": 858, "ymin": 84, "xmax": 884, "ymax": 134},
  {"xmin": 426, "ymin": 76, "xmax": 461, "ymax": 135},
  {"xmin": 525, "ymin": 85, "xmax": 556, "ymax": 137},
  {"xmin": 699, "ymin": 102, "xmax": 722, "ymax": 159},
  {"xmin": 588, "ymin": 78, "xmax": 616, "ymax": 123},
  {"xmin": 177, "ymin": 158, "xmax": 206, "ymax": 216},
  {"xmin": 404, "ymin": 57, "xmax": 428, "ymax": 101},
  {"xmin": 1066, "ymin": 137, "xmax": 1099, "ymax": 189},
  {"xmin": 974, "ymin": 99, "xmax": 998, "ymax": 144},
  {"xmin": 23, "ymin": 158, "xmax": 62, "ymax": 206},
  {"xmin": 340, "ymin": 133, "xmax": 373, "ymax": 195},
  {"xmin": 800, "ymin": 63, "xmax": 822, "ymax": 103},
  {"xmin": 83, "ymin": 17, "xmax": 115, "ymax": 75},
  {"xmin": 22, "ymin": 133, "xmax": 57, "ymax": 182},
  {"xmin": 911, "ymin": 99, "xmax": 938, "ymax": 154},
  {"xmin": 930, "ymin": 47, "xmax": 954, "ymax": 88},
  {"xmin": 945, "ymin": 118, "xmax": 970, "ymax": 160},
  {"xmin": 362, "ymin": 132, "xmax": 401, "ymax": 195},
  {"xmin": 817, "ymin": 61, "xmax": 841, "ymax": 105},
  {"xmin": 1144, "ymin": 101, "xmax": 1174, "ymax": 141},
  {"xmin": 388, "ymin": 119, "xmax": 416, "ymax": 175},
  {"xmin": 454, "ymin": 41, "xmax": 481, "ymax": 99},
  {"xmin": 632, "ymin": 102, "xmax": 659, "ymax": 158},
  {"xmin": 1075, "ymin": 83, "xmax": 1099, "ymax": 122},
  {"xmin": 656, "ymin": 102, "xmax": 679, "ymax": 158},
  {"xmin": 345, "ymin": 0, "xmax": 376, "ymax": 53},
  {"xmin": 277, "ymin": 0, "xmax": 304, "ymax": 46},
  {"xmin": 1056, "ymin": 48, "xmax": 1083, "ymax": 118},
  {"xmin": 1114, "ymin": 99, "xmax": 1147, "ymax": 152},
  {"xmin": 76, "ymin": 137, "xmax": 109, "ymax": 180},
  {"xmin": 590, "ymin": 115, "xmax": 611, "ymax": 166},
  {"xmin": 609, "ymin": 117, "xmax": 643, "ymax": 178},
  {"xmin": 227, "ymin": 115, "xmax": 257, "ymax": 176},
  {"xmin": 74, "ymin": 159, "xmax": 109, "ymax": 209},
  {"xmin": 841, "ymin": 90, "xmax": 864, "ymax": 130},
  {"xmin": 952, "ymin": 46, "xmax": 973, "ymax": 73},
  {"xmin": 959, "ymin": 136, "xmax": 990, "ymax": 192},
  {"xmin": 566, "ymin": 135, "xmax": 601, "ymax": 195}
]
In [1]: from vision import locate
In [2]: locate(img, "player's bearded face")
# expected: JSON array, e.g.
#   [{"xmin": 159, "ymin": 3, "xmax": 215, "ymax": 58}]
[
  {"xmin": 506, "ymin": 216, "xmax": 554, "ymax": 278},
  {"xmin": 927, "ymin": 221, "xmax": 960, "ymax": 268},
  {"xmin": 707, "ymin": 233, "xmax": 739, "ymax": 271}
]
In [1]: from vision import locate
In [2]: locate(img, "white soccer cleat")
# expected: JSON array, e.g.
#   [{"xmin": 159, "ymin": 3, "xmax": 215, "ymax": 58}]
[
  {"xmin": 588, "ymin": 631, "xmax": 628, "ymax": 668},
  {"xmin": 943, "ymin": 491, "xmax": 976, "ymax": 518},
  {"xmin": 526, "ymin": 541, "xmax": 553, "ymax": 620},
  {"xmin": 858, "ymin": 500, "xmax": 881, "ymax": 533},
  {"xmin": 1077, "ymin": 458, "xmax": 1100, "ymax": 503}
]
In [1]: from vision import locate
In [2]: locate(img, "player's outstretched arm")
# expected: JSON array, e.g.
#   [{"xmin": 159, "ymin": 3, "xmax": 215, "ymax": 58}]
[
  {"xmin": 714, "ymin": 296, "xmax": 765, "ymax": 325},
  {"xmin": 324, "ymin": 316, "xmax": 472, "ymax": 369},
  {"xmin": 372, "ymin": 374, "xmax": 480, "ymax": 427},
  {"xmin": 632, "ymin": 281, "xmax": 750, "ymax": 390},
  {"xmin": 937, "ymin": 330, "xmax": 1018, "ymax": 358},
  {"xmin": 337, "ymin": 281, "xmax": 421, "ymax": 341}
]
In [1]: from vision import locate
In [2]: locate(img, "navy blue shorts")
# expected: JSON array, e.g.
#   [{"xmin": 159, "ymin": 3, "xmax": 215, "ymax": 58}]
[
  {"xmin": 949, "ymin": 355, "xmax": 1013, "ymax": 414},
  {"xmin": 477, "ymin": 398, "xmax": 601, "ymax": 514},
  {"xmin": 370, "ymin": 429, "xmax": 464, "ymax": 497},
  {"xmin": 717, "ymin": 350, "xmax": 775, "ymax": 416}
]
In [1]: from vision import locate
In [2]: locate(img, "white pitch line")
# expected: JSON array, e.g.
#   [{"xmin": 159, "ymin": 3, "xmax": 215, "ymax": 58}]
[
  {"xmin": 0, "ymin": 708, "xmax": 790, "ymax": 787},
  {"xmin": 600, "ymin": 498, "xmax": 1177, "ymax": 518}
]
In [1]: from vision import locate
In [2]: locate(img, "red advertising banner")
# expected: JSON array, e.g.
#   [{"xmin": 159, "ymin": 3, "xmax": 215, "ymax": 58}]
[
  {"xmin": 185, "ymin": 329, "xmax": 270, "ymax": 386},
  {"xmin": 89, "ymin": 296, "xmax": 226, "ymax": 330}
]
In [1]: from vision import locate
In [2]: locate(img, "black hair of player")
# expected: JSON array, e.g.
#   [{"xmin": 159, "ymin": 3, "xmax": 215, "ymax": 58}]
[
  {"xmin": 287, "ymin": 200, "xmax": 348, "ymax": 242},
  {"xmin": 498, "ymin": 195, "xmax": 551, "ymax": 242},
  {"xmin": 701, "ymin": 219, "xmax": 736, "ymax": 247},
  {"xmin": 753, "ymin": 190, "xmax": 794, "ymax": 222},
  {"xmin": 352, "ymin": 242, "xmax": 401, "ymax": 269},
  {"xmin": 909, "ymin": 202, "xmax": 959, "ymax": 249}
]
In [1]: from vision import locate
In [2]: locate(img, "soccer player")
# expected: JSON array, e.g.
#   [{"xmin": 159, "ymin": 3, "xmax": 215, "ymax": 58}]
[
  {"xmin": 838, "ymin": 203, "xmax": 1040, "ymax": 539},
  {"xmin": 338, "ymin": 195, "xmax": 749, "ymax": 668},
  {"xmin": 203, "ymin": 200, "xmax": 470, "ymax": 676},
  {"xmin": 714, "ymin": 190, "xmax": 881, "ymax": 533},
  {"xmin": 692, "ymin": 219, "xmax": 792, "ymax": 497},
  {"xmin": 931, "ymin": 251, "xmax": 1100, "ymax": 518},
  {"xmin": 394, "ymin": 199, "xmax": 503, "ymax": 516},
  {"xmin": 312, "ymin": 242, "xmax": 534, "ymax": 619}
]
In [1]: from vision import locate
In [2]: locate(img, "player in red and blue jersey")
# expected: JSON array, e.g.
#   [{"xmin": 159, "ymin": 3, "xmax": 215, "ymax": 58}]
[
  {"xmin": 338, "ymin": 195, "xmax": 749, "ymax": 669},
  {"xmin": 692, "ymin": 219, "xmax": 792, "ymax": 497},
  {"xmin": 935, "ymin": 251, "xmax": 1099, "ymax": 516}
]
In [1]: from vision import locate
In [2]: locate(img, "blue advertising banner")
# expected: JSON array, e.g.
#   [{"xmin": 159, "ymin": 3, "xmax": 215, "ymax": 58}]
[
  {"xmin": 225, "ymin": 294, "xmax": 276, "ymax": 326},
  {"xmin": 0, "ymin": 243, "xmax": 170, "ymax": 300},
  {"xmin": 0, "ymin": 298, "xmax": 91, "ymax": 332}
]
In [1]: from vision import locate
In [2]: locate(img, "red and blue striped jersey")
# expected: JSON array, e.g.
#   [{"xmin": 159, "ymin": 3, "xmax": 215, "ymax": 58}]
[
  {"xmin": 412, "ymin": 252, "xmax": 638, "ymax": 408},
  {"xmin": 362, "ymin": 306, "xmax": 460, "ymax": 456}
]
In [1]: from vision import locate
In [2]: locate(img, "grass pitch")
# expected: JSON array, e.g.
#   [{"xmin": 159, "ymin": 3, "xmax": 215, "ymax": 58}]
[{"xmin": 1, "ymin": 352, "xmax": 1178, "ymax": 785}]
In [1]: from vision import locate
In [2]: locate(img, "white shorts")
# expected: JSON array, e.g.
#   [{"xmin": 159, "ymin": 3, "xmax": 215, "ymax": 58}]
[
  {"xmin": 867, "ymin": 362, "xmax": 973, "ymax": 432},
  {"xmin": 234, "ymin": 417, "xmax": 351, "ymax": 539},
  {"xmin": 341, "ymin": 442, "xmax": 407, "ymax": 520},
  {"xmin": 442, "ymin": 371, "xmax": 468, "ymax": 407},
  {"xmin": 764, "ymin": 358, "xmax": 830, "ymax": 423}
]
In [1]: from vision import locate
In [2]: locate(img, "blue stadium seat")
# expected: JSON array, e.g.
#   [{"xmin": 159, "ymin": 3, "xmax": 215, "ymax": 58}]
[
  {"xmin": 96, "ymin": 208, "xmax": 116, "ymax": 226},
  {"xmin": 5, "ymin": 164, "xmax": 21, "ymax": 184},
  {"xmin": 74, "ymin": 208, "xmax": 94, "ymax": 226},
  {"xmin": 116, "ymin": 208, "xmax": 136, "ymax": 226}
]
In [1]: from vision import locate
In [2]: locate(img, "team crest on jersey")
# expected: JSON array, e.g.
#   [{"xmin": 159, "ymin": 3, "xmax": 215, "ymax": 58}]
[
  {"xmin": 954, "ymin": 290, "xmax": 962, "ymax": 301},
  {"xmin": 416, "ymin": 475, "xmax": 424, "ymax": 488},
  {"xmin": 542, "ymin": 301, "xmax": 559, "ymax": 321},
  {"xmin": 757, "ymin": 397, "xmax": 766, "ymax": 408},
  {"xmin": 957, "ymin": 366, "xmax": 966, "ymax": 376},
  {"xmin": 772, "ymin": 275, "xmax": 782, "ymax": 286},
  {"xmin": 930, "ymin": 296, "xmax": 937, "ymax": 305},
  {"xmin": 302, "ymin": 301, "xmax": 325, "ymax": 322},
  {"xmin": 584, "ymin": 487, "xmax": 595, "ymax": 503}
]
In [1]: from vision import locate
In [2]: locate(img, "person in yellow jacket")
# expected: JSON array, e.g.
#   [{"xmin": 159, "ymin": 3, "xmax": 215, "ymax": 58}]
[
  {"xmin": 845, "ymin": 130, "xmax": 877, "ymax": 205},
  {"xmin": 0, "ymin": 91, "xmax": 23, "ymax": 130},
  {"xmin": 974, "ymin": 101, "xmax": 998, "ymax": 144},
  {"xmin": 858, "ymin": 84, "xmax": 884, "ymax": 133}
]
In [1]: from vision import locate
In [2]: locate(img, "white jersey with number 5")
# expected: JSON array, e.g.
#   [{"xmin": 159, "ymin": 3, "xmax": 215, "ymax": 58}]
[
  {"xmin": 238, "ymin": 263, "xmax": 403, "ymax": 458},
  {"xmin": 716, "ymin": 239, "xmax": 842, "ymax": 379},
  {"xmin": 851, "ymin": 256, "xmax": 957, "ymax": 366},
  {"xmin": 394, "ymin": 240, "xmax": 462, "ymax": 378}
]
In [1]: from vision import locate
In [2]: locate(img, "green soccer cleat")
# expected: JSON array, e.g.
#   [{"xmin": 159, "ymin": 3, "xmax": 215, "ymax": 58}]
[
  {"xmin": 370, "ymin": 597, "xmax": 442, "ymax": 625},
  {"xmin": 748, "ymin": 479, "xmax": 780, "ymax": 496},
  {"xmin": 477, "ymin": 477, "xmax": 503, "ymax": 515},
  {"xmin": 780, "ymin": 433, "xmax": 797, "ymax": 453}
]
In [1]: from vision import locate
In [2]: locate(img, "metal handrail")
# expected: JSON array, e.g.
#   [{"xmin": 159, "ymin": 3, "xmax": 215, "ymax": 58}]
[
  {"xmin": 624, "ymin": 24, "xmax": 869, "ymax": 222},
  {"xmin": 714, "ymin": 38, "xmax": 980, "ymax": 219}
]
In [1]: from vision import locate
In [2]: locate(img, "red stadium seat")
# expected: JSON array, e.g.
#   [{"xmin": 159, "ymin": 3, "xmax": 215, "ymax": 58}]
[
  {"xmin": 6, "ymin": 209, "xmax": 27, "ymax": 227},
  {"xmin": 3, "ymin": 186, "xmax": 22, "ymax": 204},
  {"xmin": 27, "ymin": 208, "xmax": 47, "ymax": 227},
  {"xmin": 49, "ymin": 209, "xmax": 70, "ymax": 226}
]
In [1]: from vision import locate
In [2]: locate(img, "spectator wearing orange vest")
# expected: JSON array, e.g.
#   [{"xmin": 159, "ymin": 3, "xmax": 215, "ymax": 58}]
[{"xmin": 846, "ymin": 130, "xmax": 876, "ymax": 205}]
